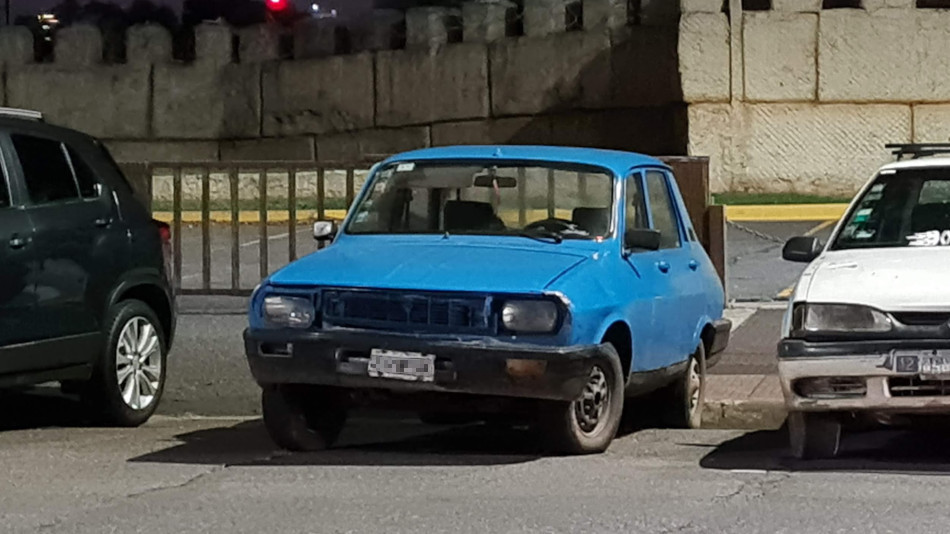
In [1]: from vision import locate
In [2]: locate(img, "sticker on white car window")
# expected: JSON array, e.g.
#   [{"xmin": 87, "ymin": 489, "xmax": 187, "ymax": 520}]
[
  {"xmin": 908, "ymin": 230, "xmax": 950, "ymax": 247},
  {"xmin": 396, "ymin": 163, "xmax": 416, "ymax": 172}
]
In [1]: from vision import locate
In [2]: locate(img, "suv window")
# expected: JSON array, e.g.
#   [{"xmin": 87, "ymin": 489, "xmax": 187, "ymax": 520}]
[
  {"xmin": 645, "ymin": 171, "xmax": 681, "ymax": 249},
  {"xmin": 12, "ymin": 135, "xmax": 79, "ymax": 204},
  {"xmin": 67, "ymin": 147, "xmax": 101, "ymax": 198}
]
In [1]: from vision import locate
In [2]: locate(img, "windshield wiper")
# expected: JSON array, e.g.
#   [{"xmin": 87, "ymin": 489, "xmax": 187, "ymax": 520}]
[{"xmin": 516, "ymin": 229, "xmax": 563, "ymax": 244}]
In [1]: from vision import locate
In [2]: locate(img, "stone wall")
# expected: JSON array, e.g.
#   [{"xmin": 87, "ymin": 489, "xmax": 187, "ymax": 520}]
[
  {"xmin": 0, "ymin": 0, "xmax": 685, "ymax": 178},
  {"xmin": 680, "ymin": 0, "xmax": 950, "ymax": 195}
]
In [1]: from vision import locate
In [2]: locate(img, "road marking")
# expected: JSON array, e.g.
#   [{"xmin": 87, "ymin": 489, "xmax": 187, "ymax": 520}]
[
  {"xmin": 774, "ymin": 220, "xmax": 836, "ymax": 300},
  {"xmin": 180, "ymin": 228, "xmax": 310, "ymax": 281}
]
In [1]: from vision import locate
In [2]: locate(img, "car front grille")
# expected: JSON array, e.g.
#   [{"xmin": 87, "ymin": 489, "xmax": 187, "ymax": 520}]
[
  {"xmin": 322, "ymin": 289, "xmax": 491, "ymax": 334},
  {"xmin": 889, "ymin": 377, "xmax": 950, "ymax": 397},
  {"xmin": 891, "ymin": 312, "xmax": 950, "ymax": 327}
]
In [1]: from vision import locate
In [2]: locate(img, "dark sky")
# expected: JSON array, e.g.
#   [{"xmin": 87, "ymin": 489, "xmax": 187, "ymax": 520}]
[{"xmin": 9, "ymin": 0, "xmax": 367, "ymax": 19}]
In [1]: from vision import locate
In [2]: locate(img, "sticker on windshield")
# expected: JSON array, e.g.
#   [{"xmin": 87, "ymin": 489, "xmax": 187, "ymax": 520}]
[
  {"xmin": 396, "ymin": 163, "xmax": 416, "ymax": 172},
  {"xmin": 908, "ymin": 230, "xmax": 950, "ymax": 247}
]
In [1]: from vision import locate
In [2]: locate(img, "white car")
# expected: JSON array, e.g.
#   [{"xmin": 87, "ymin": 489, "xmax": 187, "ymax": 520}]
[{"xmin": 778, "ymin": 144, "xmax": 950, "ymax": 459}]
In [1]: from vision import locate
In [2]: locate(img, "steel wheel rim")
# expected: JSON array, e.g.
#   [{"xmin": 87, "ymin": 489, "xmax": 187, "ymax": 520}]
[
  {"xmin": 573, "ymin": 365, "xmax": 610, "ymax": 435},
  {"xmin": 687, "ymin": 357, "xmax": 702, "ymax": 418},
  {"xmin": 116, "ymin": 317, "xmax": 162, "ymax": 411}
]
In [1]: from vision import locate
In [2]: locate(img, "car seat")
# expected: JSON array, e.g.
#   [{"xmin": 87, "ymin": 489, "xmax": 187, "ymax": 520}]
[
  {"xmin": 572, "ymin": 207, "xmax": 609, "ymax": 236},
  {"xmin": 443, "ymin": 200, "xmax": 505, "ymax": 232}
]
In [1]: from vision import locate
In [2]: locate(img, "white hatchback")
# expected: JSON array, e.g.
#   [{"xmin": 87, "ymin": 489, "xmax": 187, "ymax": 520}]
[{"xmin": 778, "ymin": 144, "xmax": 950, "ymax": 459}]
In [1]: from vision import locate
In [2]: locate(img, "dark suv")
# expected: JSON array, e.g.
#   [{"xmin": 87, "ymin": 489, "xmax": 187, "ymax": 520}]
[{"xmin": 0, "ymin": 108, "xmax": 174, "ymax": 426}]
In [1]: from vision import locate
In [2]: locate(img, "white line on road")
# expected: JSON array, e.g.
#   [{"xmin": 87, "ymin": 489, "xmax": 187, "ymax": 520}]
[{"xmin": 180, "ymin": 228, "xmax": 312, "ymax": 280}]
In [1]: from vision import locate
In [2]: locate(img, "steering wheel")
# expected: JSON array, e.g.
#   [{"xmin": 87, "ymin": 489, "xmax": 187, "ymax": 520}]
[{"xmin": 524, "ymin": 218, "xmax": 577, "ymax": 233}]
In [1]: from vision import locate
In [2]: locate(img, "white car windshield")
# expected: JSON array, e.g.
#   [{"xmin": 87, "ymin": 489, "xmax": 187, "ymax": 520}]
[
  {"xmin": 833, "ymin": 169, "xmax": 950, "ymax": 250},
  {"xmin": 346, "ymin": 161, "xmax": 614, "ymax": 240}
]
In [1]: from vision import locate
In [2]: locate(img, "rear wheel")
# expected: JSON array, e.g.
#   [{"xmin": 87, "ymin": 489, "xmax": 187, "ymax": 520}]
[
  {"xmin": 661, "ymin": 344, "xmax": 707, "ymax": 429},
  {"xmin": 262, "ymin": 385, "xmax": 348, "ymax": 452},
  {"xmin": 788, "ymin": 411, "xmax": 841, "ymax": 460},
  {"xmin": 539, "ymin": 344, "xmax": 624, "ymax": 454},
  {"xmin": 83, "ymin": 300, "xmax": 167, "ymax": 427}
]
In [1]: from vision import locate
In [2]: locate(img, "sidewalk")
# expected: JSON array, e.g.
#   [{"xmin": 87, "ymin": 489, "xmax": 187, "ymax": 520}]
[{"xmin": 702, "ymin": 303, "xmax": 787, "ymax": 430}]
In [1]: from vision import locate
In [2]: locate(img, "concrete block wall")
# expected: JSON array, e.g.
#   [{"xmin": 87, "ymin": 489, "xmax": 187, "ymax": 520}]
[
  {"xmin": 0, "ymin": 0, "xmax": 684, "ymax": 183},
  {"xmin": 680, "ymin": 1, "xmax": 950, "ymax": 194}
]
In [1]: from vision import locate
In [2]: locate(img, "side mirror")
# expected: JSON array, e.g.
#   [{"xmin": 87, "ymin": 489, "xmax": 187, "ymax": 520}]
[
  {"xmin": 624, "ymin": 229, "xmax": 661, "ymax": 252},
  {"xmin": 782, "ymin": 236, "xmax": 822, "ymax": 263},
  {"xmin": 313, "ymin": 221, "xmax": 337, "ymax": 242}
]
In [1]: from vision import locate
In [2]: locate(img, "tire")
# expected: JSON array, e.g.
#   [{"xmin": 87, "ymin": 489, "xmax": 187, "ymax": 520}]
[
  {"xmin": 262, "ymin": 385, "xmax": 348, "ymax": 452},
  {"xmin": 788, "ymin": 411, "xmax": 841, "ymax": 460},
  {"xmin": 661, "ymin": 343, "xmax": 707, "ymax": 429},
  {"xmin": 539, "ymin": 343, "xmax": 624, "ymax": 455},
  {"xmin": 83, "ymin": 299, "xmax": 167, "ymax": 427}
]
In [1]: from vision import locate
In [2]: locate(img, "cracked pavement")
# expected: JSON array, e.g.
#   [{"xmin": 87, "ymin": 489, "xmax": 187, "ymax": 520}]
[{"xmin": 5, "ymin": 416, "xmax": 950, "ymax": 533}]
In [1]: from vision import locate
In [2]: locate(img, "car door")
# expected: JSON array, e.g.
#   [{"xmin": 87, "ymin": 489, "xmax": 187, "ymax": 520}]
[
  {"xmin": 0, "ymin": 137, "xmax": 39, "ymax": 372},
  {"xmin": 10, "ymin": 132, "xmax": 121, "ymax": 361},
  {"xmin": 621, "ymin": 171, "xmax": 677, "ymax": 373},
  {"xmin": 643, "ymin": 169, "xmax": 698, "ymax": 362}
]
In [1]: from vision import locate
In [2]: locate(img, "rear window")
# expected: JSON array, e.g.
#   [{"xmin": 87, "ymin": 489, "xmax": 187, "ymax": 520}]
[
  {"xmin": 12, "ymin": 134, "xmax": 79, "ymax": 204},
  {"xmin": 833, "ymin": 170, "xmax": 950, "ymax": 250},
  {"xmin": 0, "ymin": 156, "xmax": 9, "ymax": 208},
  {"xmin": 67, "ymin": 147, "xmax": 101, "ymax": 198}
]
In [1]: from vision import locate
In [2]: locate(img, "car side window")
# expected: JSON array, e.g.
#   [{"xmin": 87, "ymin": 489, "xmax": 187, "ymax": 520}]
[
  {"xmin": 0, "ymin": 156, "xmax": 9, "ymax": 209},
  {"xmin": 67, "ymin": 147, "xmax": 101, "ymax": 198},
  {"xmin": 626, "ymin": 173, "xmax": 648, "ymax": 232},
  {"xmin": 645, "ymin": 170, "xmax": 682, "ymax": 249},
  {"xmin": 12, "ymin": 134, "xmax": 79, "ymax": 205}
]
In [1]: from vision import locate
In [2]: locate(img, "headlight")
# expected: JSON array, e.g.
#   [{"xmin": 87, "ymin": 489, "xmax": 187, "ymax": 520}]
[
  {"xmin": 791, "ymin": 303, "xmax": 892, "ymax": 336},
  {"xmin": 263, "ymin": 296, "xmax": 315, "ymax": 329},
  {"xmin": 501, "ymin": 300, "xmax": 559, "ymax": 333}
]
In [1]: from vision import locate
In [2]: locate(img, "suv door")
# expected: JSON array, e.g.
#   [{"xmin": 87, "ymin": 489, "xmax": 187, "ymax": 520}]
[
  {"xmin": 0, "ymin": 137, "xmax": 39, "ymax": 371},
  {"xmin": 10, "ymin": 132, "xmax": 123, "ymax": 364}
]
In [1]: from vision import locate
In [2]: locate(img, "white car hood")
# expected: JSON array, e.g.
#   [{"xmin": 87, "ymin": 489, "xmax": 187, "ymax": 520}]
[{"xmin": 799, "ymin": 247, "xmax": 950, "ymax": 311}]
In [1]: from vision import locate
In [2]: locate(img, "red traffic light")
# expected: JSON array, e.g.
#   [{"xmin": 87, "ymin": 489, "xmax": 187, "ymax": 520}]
[{"xmin": 266, "ymin": 0, "xmax": 289, "ymax": 11}]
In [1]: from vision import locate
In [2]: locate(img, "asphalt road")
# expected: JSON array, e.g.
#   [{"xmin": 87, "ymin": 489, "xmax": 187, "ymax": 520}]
[
  {"xmin": 176, "ymin": 220, "xmax": 839, "ymax": 300},
  {"xmin": 4, "ymin": 415, "xmax": 950, "ymax": 533}
]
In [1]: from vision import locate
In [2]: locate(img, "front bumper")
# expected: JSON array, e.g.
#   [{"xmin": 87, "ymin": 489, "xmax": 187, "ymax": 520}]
[
  {"xmin": 779, "ymin": 339, "xmax": 950, "ymax": 413},
  {"xmin": 244, "ymin": 329, "xmax": 612, "ymax": 402}
]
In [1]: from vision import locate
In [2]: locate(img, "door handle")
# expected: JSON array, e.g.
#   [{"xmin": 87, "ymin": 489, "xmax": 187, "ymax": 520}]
[
  {"xmin": 657, "ymin": 261, "xmax": 670, "ymax": 273},
  {"xmin": 688, "ymin": 260, "xmax": 699, "ymax": 271},
  {"xmin": 94, "ymin": 217, "xmax": 113, "ymax": 228},
  {"xmin": 9, "ymin": 236, "xmax": 27, "ymax": 249}
]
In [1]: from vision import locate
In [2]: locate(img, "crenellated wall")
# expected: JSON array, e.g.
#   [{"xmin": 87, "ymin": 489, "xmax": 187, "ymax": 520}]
[
  {"xmin": 0, "ymin": 0, "xmax": 685, "ymax": 169},
  {"xmin": 680, "ymin": 0, "xmax": 950, "ymax": 194}
]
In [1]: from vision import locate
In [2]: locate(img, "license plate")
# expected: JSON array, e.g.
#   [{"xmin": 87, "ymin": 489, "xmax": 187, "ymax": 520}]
[
  {"xmin": 921, "ymin": 354, "xmax": 950, "ymax": 378},
  {"xmin": 368, "ymin": 349, "xmax": 436, "ymax": 383},
  {"xmin": 895, "ymin": 350, "xmax": 950, "ymax": 378}
]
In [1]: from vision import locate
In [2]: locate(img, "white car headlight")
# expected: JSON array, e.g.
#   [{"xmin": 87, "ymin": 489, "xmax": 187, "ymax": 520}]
[
  {"xmin": 263, "ymin": 296, "xmax": 315, "ymax": 329},
  {"xmin": 792, "ymin": 303, "xmax": 892, "ymax": 336},
  {"xmin": 501, "ymin": 300, "xmax": 559, "ymax": 333}
]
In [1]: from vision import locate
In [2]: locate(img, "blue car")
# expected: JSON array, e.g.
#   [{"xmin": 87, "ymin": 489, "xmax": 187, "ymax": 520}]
[{"xmin": 244, "ymin": 146, "xmax": 731, "ymax": 454}]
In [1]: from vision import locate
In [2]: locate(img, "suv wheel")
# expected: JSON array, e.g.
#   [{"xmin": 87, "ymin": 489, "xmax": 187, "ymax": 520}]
[
  {"xmin": 262, "ymin": 385, "xmax": 348, "ymax": 452},
  {"xmin": 84, "ymin": 299, "xmax": 167, "ymax": 427},
  {"xmin": 788, "ymin": 412, "xmax": 841, "ymax": 460},
  {"xmin": 539, "ymin": 344, "xmax": 624, "ymax": 455},
  {"xmin": 661, "ymin": 343, "xmax": 707, "ymax": 429}
]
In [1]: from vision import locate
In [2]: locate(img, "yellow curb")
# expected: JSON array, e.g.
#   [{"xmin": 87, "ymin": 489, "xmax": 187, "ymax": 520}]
[
  {"xmin": 152, "ymin": 209, "xmax": 349, "ymax": 224},
  {"xmin": 776, "ymin": 286, "xmax": 794, "ymax": 300},
  {"xmin": 725, "ymin": 204, "xmax": 848, "ymax": 222}
]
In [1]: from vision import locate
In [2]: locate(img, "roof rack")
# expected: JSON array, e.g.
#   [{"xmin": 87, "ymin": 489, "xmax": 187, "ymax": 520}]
[
  {"xmin": 886, "ymin": 143, "xmax": 950, "ymax": 161},
  {"xmin": 0, "ymin": 107, "xmax": 43, "ymax": 122}
]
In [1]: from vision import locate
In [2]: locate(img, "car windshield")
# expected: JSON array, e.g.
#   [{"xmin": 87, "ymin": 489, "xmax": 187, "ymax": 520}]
[
  {"xmin": 345, "ymin": 161, "xmax": 615, "ymax": 241},
  {"xmin": 833, "ymin": 169, "xmax": 950, "ymax": 250}
]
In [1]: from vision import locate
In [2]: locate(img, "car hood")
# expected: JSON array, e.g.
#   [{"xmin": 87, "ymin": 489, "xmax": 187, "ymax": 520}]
[
  {"xmin": 802, "ymin": 247, "xmax": 950, "ymax": 311},
  {"xmin": 268, "ymin": 237, "xmax": 592, "ymax": 294}
]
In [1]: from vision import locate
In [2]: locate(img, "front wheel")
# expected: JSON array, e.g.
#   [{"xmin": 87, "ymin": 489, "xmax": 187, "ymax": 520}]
[
  {"xmin": 84, "ymin": 299, "xmax": 167, "ymax": 427},
  {"xmin": 788, "ymin": 412, "xmax": 841, "ymax": 460},
  {"xmin": 539, "ymin": 344, "xmax": 624, "ymax": 455},
  {"xmin": 262, "ymin": 385, "xmax": 348, "ymax": 452}
]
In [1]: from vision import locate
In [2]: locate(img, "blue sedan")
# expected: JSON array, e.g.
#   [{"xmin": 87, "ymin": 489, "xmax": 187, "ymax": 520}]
[{"xmin": 245, "ymin": 146, "xmax": 731, "ymax": 454}]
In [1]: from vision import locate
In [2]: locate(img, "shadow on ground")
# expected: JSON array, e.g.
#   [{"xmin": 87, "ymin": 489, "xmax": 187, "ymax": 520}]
[
  {"xmin": 702, "ymin": 424, "xmax": 950, "ymax": 475},
  {"xmin": 0, "ymin": 387, "xmax": 94, "ymax": 431}
]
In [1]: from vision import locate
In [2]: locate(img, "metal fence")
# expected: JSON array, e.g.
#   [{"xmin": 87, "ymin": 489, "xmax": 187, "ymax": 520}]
[{"xmin": 125, "ymin": 156, "xmax": 724, "ymax": 298}]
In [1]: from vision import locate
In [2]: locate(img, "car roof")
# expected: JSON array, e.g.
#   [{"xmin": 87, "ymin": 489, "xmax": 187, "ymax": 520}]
[
  {"xmin": 0, "ymin": 114, "xmax": 97, "ymax": 145},
  {"xmin": 880, "ymin": 156, "xmax": 950, "ymax": 172},
  {"xmin": 383, "ymin": 146, "xmax": 668, "ymax": 176}
]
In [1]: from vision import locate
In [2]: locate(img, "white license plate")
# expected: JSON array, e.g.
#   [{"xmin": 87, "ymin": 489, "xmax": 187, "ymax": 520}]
[
  {"xmin": 920, "ymin": 355, "xmax": 950, "ymax": 378},
  {"xmin": 368, "ymin": 349, "xmax": 436, "ymax": 382}
]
